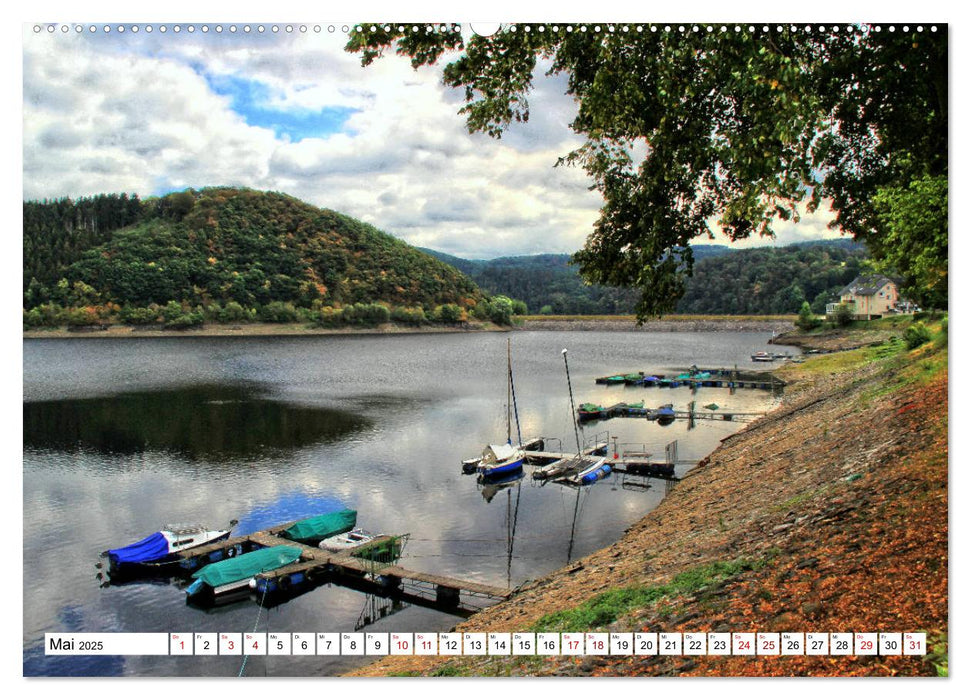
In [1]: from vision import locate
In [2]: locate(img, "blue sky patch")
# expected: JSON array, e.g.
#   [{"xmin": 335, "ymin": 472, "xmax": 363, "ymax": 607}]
[{"xmin": 204, "ymin": 73, "xmax": 356, "ymax": 142}]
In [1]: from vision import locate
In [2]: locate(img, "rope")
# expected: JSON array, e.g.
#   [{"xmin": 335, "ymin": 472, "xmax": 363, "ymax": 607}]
[{"xmin": 238, "ymin": 577, "xmax": 270, "ymax": 677}]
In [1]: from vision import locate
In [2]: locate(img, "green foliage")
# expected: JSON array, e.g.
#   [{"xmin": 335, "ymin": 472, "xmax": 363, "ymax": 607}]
[
  {"xmin": 532, "ymin": 558, "xmax": 764, "ymax": 632},
  {"xmin": 24, "ymin": 188, "xmax": 484, "ymax": 315},
  {"xmin": 833, "ymin": 303, "xmax": 853, "ymax": 327},
  {"xmin": 904, "ymin": 321, "xmax": 932, "ymax": 350},
  {"xmin": 219, "ymin": 301, "xmax": 251, "ymax": 323},
  {"xmin": 872, "ymin": 174, "xmax": 948, "ymax": 309},
  {"xmin": 119, "ymin": 305, "xmax": 160, "ymax": 325},
  {"xmin": 487, "ymin": 295, "xmax": 514, "ymax": 325},
  {"xmin": 434, "ymin": 303, "xmax": 464, "ymax": 324},
  {"xmin": 796, "ymin": 301, "xmax": 821, "ymax": 331},
  {"xmin": 390, "ymin": 306, "xmax": 427, "ymax": 326},
  {"xmin": 314, "ymin": 306, "xmax": 345, "ymax": 328},
  {"xmin": 425, "ymin": 242, "xmax": 862, "ymax": 316},
  {"xmin": 22, "ymin": 303, "xmax": 65, "ymax": 328},
  {"xmin": 64, "ymin": 307, "xmax": 101, "ymax": 327},
  {"xmin": 342, "ymin": 302, "xmax": 391, "ymax": 326},
  {"xmin": 23, "ymin": 193, "xmax": 144, "ymax": 293},
  {"xmin": 257, "ymin": 301, "xmax": 300, "ymax": 323},
  {"xmin": 349, "ymin": 27, "xmax": 946, "ymax": 319}
]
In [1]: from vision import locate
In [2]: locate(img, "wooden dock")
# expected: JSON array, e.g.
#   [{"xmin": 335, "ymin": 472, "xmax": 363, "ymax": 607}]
[
  {"xmin": 579, "ymin": 403, "xmax": 765, "ymax": 424},
  {"xmin": 595, "ymin": 366, "xmax": 786, "ymax": 392},
  {"xmin": 172, "ymin": 520, "xmax": 511, "ymax": 616}
]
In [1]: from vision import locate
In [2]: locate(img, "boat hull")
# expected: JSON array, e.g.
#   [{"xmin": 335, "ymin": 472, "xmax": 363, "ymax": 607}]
[
  {"xmin": 478, "ymin": 456, "xmax": 524, "ymax": 479},
  {"xmin": 106, "ymin": 530, "xmax": 232, "ymax": 579}
]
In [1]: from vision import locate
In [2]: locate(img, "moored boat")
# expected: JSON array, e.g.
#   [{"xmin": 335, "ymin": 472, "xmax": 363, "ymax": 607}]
[
  {"xmin": 477, "ymin": 442, "xmax": 525, "ymax": 479},
  {"xmin": 102, "ymin": 521, "xmax": 236, "ymax": 578},
  {"xmin": 577, "ymin": 402, "xmax": 606, "ymax": 421},
  {"xmin": 185, "ymin": 545, "xmax": 303, "ymax": 603},
  {"xmin": 319, "ymin": 528, "xmax": 405, "ymax": 562},
  {"xmin": 281, "ymin": 509, "xmax": 357, "ymax": 545},
  {"xmin": 570, "ymin": 456, "xmax": 611, "ymax": 485},
  {"xmin": 751, "ymin": 351, "xmax": 774, "ymax": 362},
  {"xmin": 477, "ymin": 339, "xmax": 526, "ymax": 479}
]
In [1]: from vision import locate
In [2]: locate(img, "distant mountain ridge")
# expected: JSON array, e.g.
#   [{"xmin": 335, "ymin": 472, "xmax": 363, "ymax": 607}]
[{"xmin": 421, "ymin": 239, "xmax": 866, "ymax": 315}]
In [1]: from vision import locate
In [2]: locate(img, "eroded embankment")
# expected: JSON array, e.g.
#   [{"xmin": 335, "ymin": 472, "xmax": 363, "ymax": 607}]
[
  {"xmin": 348, "ymin": 329, "xmax": 948, "ymax": 678},
  {"xmin": 522, "ymin": 317, "xmax": 794, "ymax": 333}
]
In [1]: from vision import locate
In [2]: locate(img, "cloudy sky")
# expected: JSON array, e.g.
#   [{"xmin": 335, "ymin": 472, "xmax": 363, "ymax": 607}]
[{"xmin": 22, "ymin": 19, "xmax": 848, "ymax": 260}]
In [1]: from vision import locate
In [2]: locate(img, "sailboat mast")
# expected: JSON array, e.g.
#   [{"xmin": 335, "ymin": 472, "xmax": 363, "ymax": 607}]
[
  {"xmin": 562, "ymin": 348, "xmax": 583, "ymax": 456},
  {"xmin": 507, "ymin": 339, "xmax": 512, "ymax": 444}
]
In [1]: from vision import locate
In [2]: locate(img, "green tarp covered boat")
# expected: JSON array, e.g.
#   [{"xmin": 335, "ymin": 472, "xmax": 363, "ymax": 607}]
[
  {"xmin": 187, "ymin": 545, "xmax": 303, "ymax": 601},
  {"xmin": 282, "ymin": 509, "xmax": 357, "ymax": 544}
]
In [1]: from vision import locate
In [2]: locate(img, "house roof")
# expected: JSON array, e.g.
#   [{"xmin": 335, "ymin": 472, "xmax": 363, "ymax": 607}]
[{"xmin": 839, "ymin": 274, "xmax": 896, "ymax": 297}]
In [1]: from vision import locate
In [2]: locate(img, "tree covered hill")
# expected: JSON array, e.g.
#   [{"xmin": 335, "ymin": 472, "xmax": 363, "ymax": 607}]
[
  {"xmin": 422, "ymin": 240, "xmax": 865, "ymax": 316},
  {"xmin": 23, "ymin": 188, "xmax": 490, "ymax": 323}
]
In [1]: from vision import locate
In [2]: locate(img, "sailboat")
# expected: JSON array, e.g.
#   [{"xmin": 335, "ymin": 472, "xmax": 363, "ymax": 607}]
[
  {"xmin": 476, "ymin": 340, "xmax": 526, "ymax": 480},
  {"xmin": 559, "ymin": 349, "xmax": 610, "ymax": 486}
]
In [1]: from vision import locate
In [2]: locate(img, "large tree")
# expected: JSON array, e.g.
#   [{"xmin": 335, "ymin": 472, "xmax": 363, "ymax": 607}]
[{"xmin": 347, "ymin": 23, "xmax": 947, "ymax": 316}]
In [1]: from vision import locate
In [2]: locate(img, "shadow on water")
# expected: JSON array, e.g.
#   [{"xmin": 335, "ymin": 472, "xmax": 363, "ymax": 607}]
[{"xmin": 23, "ymin": 386, "xmax": 371, "ymax": 460}]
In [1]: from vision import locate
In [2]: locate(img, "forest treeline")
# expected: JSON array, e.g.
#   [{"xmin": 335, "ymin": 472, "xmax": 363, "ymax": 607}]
[
  {"xmin": 22, "ymin": 188, "xmax": 524, "ymax": 329},
  {"xmin": 423, "ymin": 241, "xmax": 866, "ymax": 316},
  {"xmin": 23, "ymin": 187, "xmax": 867, "ymax": 330}
]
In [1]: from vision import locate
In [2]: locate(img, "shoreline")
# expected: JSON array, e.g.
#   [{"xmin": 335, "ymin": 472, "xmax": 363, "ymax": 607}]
[
  {"xmin": 22, "ymin": 316, "xmax": 798, "ymax": 340},
  {"xmin": 346, "ymin": 322, "xmax": 947, "ymax": 677}
]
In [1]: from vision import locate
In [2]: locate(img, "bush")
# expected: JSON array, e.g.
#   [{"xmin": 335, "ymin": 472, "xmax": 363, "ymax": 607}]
[
  {"xmin": 219, "ymin": 301, "xmax": 250, "ymax": 323},
  {"xmin": 833, "ymin": 303, "xmax": 853, "ymax": 327},
  {"xmin": 795, "ymin": 301, "xmax": 821, "ymax": 331},
  {"xmin": 434, "ymin": 303, "xmax": 464, "ymax": 324},
  {"xmin": 23, "ymin": 303, "xmax": 65, "ymax": 328},
  {"xmin": 343, "ymin": 302, "xmax": 390, "ymax": 326},
  {"xmin": 314, "ymin": 306, "xmax": 344, "ymax": 328},
  {"xmin": 488, "ymin": 296, "xmax": 515, "ymax": 325},
  {"xmin": 391, "ymin": 306, "xmax": 427, "ymax": 326},
  {"xmin": 904, "ymin": 321, "xmax": 932, "ymax": 349},
  {"xmin": 257, "ymin": 301, "xmax": 300, "ymax": 323},
  {"xmin": 65, "ymin": 307, "xmax": 100, "ymax": 327},
  {"xmin": 120, "ymin": 305, "xmax": 160, "ymax": 325}
]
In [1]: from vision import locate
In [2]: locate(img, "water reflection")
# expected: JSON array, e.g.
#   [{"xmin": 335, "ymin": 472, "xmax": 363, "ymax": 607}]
[{"xmin": 23, "ymin": 386, "xmax": 371, "ymax": 460}]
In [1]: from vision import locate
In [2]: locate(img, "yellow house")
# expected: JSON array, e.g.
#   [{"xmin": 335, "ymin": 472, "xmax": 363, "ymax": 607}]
[{"xmin": 827, "ymin": 275, "xmax": 899, "ymax": 320}]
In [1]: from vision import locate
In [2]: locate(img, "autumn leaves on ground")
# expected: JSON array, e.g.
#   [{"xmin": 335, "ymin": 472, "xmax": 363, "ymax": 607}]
[{"xmin": 349, "ymin": 318, "xmax": 948, "ymax": 678}]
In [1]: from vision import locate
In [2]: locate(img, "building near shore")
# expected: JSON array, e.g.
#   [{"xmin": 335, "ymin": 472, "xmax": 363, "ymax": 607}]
[{"xmin": 826, "ymin": 274, "xmax": 904, "ymax": 320}]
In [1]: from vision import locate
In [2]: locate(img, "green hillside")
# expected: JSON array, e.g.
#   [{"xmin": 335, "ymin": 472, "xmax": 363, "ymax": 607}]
[
  {"xmin": 23, "ymin": 188, "xmax": 496, "ymax": 329},
  {"xmin": 422, "ymin": 241, "xmax": 866, "ymax": 315}
]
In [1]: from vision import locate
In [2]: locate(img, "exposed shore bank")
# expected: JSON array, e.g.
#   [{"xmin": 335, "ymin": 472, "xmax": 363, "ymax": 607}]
[
  {"xmin": 23, "ymin": 315, "xmax": 797, "ymax": 340},
  {"xmin": 348, "ymin": 324, "xmax": 947, "ymax": 677},
  {"xmin": 21, "ymin": 321, "xmax": 505, "ymax": 340},
  {"xmin": 521, "ymin": 316, "xmax": 795, "ymax": 333}
]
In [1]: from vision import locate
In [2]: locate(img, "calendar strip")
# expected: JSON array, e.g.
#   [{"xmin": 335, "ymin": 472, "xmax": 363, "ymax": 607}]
[{"xmin": 45, "ymin": 632, "xmax": 927, "ymax": 657}]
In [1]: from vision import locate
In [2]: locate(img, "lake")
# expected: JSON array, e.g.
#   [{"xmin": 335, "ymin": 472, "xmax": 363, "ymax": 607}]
[{"xmin": 23, "ymin": 329, "xmax": 794, "ymax": 676}]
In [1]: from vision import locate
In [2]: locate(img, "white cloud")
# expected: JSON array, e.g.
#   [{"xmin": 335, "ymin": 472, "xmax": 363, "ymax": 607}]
[{"xmin": 22, "ymin": 27, "xmax": 844, "ymax": 260}]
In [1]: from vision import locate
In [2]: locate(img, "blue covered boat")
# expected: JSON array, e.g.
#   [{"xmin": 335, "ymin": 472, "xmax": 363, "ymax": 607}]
[
  {"xmin": 103, "ymin": 521, "xmax": 236, "ymax": 577},
  {"xmin": 653, "ymin": 404, "xmax": 676, "ymax": 425}
]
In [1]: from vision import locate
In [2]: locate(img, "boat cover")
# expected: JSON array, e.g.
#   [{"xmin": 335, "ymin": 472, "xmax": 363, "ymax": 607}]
[
  {"xmin": 282, "ymin": 509, "xmax": 357, "ymax": 544},
  {"xmin": 487, "ymin": 443, "xmax": 516, "ymax": 462},
  {"xmin": 191, "ymin": 545, "xmax": 303, "ymax": 587},
  {"xmin": 108, "ymin": 531, "xmax": 170, "ymax": 564}
]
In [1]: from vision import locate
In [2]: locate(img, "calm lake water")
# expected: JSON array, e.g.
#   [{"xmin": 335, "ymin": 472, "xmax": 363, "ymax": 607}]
[{"xmin": 23, "ymin": 330, "xmax": 795, "ymax": 676}]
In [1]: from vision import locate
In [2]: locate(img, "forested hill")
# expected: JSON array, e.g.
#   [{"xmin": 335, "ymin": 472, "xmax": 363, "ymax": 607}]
[
  {"xmin": 422, "ymin": 240, "xmax": 866, "ymax": 315},
  {"xmin": 23, "ymin": 188, "xmax": 486, "ymax": 326}
]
